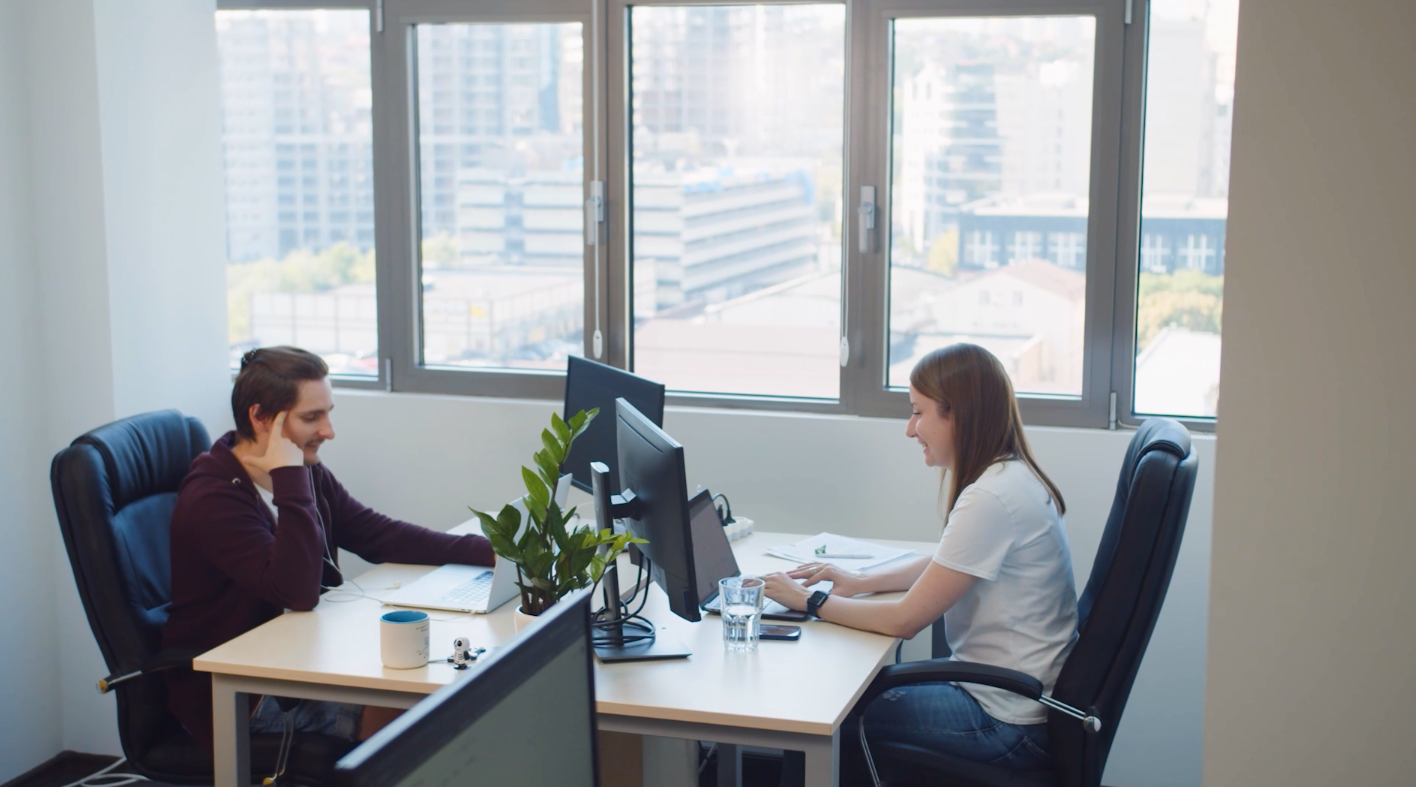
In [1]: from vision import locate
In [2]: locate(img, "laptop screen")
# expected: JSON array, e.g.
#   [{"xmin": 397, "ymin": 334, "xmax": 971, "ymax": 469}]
[{"xmin": 689, "ymin": 490, "xmax": 739, "ymax": 605}]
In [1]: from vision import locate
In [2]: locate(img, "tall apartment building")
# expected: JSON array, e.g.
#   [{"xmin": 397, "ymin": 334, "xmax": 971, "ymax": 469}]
[
  {"xmin": 896, "ymin": 26, "xmax": 1094, "ymax": 255},
  {"xmin": 217, "ymin": 15, "xmax": 583, "ymax": 262},
  {"xmin": 217, "ymin": 12, "xmax": 375, "ymax": 262}
]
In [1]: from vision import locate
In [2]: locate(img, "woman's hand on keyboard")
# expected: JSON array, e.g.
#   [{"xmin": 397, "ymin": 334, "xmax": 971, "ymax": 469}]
[{"xmin": 787, "ymin": 563, "xmax": 868, "ymax": 597}]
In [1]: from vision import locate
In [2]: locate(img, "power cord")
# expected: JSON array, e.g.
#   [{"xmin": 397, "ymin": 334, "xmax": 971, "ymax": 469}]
[
  {"xmin": 712, "ymin": 493, "xmax": 733, "ymax": 525},
  {"xmin": 55, "ymin": 758, "xmax": 149, "ymax": 787},
  {"xmin": 591, "ymin": 557, "xmax": 658, "ymax": 646}
]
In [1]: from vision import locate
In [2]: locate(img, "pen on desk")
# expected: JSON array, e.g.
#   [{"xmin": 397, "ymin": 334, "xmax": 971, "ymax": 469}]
[{"xmin": 815, "ymin": 553, "xmax": 874, "ymax": 560}]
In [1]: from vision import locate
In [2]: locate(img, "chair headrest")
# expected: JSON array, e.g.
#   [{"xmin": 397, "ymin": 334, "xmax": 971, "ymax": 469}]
[
  {"xmin": 73, "ymin": 410, "xmax": 210, "ymax": 510},
  {"xmin": 1129, "ymin": 417, "xmax": 1192, "ymax": 468}
]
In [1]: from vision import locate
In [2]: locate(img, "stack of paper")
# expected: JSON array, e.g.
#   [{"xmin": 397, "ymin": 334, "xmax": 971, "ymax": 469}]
[{"xmin": 764, "ymin": 533, "xmax": 917, "ymax": 573}]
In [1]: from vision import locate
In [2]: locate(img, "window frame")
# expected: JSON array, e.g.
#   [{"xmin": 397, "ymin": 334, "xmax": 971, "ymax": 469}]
[
  {"xmin": 848, "ymin": 0, "xmax": 1129, "ymax": 429},
  {"xmin": 215, "ymin": 0, "xmax": 1220, "ymax": 433},
  {"xmin": 374, "ymin": 0, "xmax": 604, "ymax": 401}
]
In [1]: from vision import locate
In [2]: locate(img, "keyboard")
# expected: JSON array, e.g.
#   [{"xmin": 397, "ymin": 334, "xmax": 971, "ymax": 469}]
[{"xmin": 432, "ymin": 570, "xmax": 494, "ymax": 608}]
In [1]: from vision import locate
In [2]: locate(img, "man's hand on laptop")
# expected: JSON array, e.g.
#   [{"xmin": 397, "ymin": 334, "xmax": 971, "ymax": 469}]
[{"xmin": 244, "ymin": 411, "xmax": 306, "ymax": 474}]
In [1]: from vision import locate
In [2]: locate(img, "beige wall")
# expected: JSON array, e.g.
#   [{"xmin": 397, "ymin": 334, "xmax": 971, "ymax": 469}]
[{"xmin": 1204, "ymin": 0, "xmax": 1416, "ymax": 783}]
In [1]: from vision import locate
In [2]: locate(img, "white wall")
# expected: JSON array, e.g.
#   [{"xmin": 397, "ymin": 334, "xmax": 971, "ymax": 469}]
[
  {"xmin": 0, "ymin": 0, "xmax": 229, "ymax": 777},
  {"xmin": 1203, "ymin": 1, "xmax": 1416, "ymax": 784},
  {"xmin": 319, "ymin": 391, "xmax": 1216, "ymax": 787},
  {"xmin": 0, "ymin": 1, "xmax": 63, "ymax": 780},
  {"xmin": 93, "ymin": 0, "xmax": 231, "ymax": 428}
]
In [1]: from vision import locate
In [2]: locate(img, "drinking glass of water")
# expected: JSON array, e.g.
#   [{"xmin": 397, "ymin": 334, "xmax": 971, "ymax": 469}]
[{"xmin": 720, "ymin": 576, "xmax": 765, "ymax": 653}]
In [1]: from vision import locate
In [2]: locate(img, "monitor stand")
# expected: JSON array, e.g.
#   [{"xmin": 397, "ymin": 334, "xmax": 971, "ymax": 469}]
[
  {"xmin": 592, "ymin": 562, "xmax": 691, "ymax": 663},
  {"xmin": 593, "ymin": 626, "xmax": 692, "ymax": 663}
]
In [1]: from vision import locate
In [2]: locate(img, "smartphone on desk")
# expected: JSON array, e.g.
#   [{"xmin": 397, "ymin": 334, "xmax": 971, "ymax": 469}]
[{"xmin": 759, "ymin": 624, "xmax": 801, "ymax": 641}]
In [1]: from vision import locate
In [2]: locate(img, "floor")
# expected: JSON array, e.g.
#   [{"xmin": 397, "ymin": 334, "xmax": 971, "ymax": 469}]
[{"xmin": 1, "ymin": 754, "xmax": 141, "ymax": 787}]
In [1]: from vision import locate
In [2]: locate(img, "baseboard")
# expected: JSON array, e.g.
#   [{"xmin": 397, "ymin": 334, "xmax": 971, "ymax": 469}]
[{"xmin": 1, "ymin": 752, "xmax": 121, "ymax": 787}]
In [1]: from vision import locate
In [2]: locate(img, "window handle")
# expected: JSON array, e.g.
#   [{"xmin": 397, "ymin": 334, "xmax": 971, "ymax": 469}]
[
  {"xmin": 857, "ymin": 186, "xmax": 876, "ymax": 254},
  {"xmin": 585, "ymin": 181, "xmax": 604, "ymax": 247}
]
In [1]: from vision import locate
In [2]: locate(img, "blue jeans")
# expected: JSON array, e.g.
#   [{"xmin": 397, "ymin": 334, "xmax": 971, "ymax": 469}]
[
  {"xmin": 249, "ymin": 695, "xmax": 362, "ymax": 741},
  {"xmin": 851, "ymin": 682, "xmax": 1050, "ymax": 772}
]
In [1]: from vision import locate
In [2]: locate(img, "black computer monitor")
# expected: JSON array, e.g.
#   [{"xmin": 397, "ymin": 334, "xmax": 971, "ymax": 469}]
[
  {"xmin": 615, "ymin": 397, "xmax": 700, "ymax": 624},
  {"xmin": 562, "ymin": 357, "xmax": 666, "ymax": 494},
  {"xmin": 333, "ymin": 591, "xmax": 600, "ymax": 787}
]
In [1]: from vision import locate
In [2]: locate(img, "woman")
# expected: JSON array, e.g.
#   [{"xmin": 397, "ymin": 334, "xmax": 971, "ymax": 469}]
[{"xmin": 763, "ymin": 343, "xmax": 1078, "ymax": 771}]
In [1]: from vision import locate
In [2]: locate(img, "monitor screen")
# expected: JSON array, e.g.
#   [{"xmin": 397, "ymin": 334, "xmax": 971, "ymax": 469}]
[
  {"xmin": 334, "ymin": 592, "xmax": 599, "ymax": 787},
  {"xmin": 688, "ymin": 490, "xmax": 739, "ymax": 605},
  {"xmin": 563, "ymin": 357, "xmax": 665, "ymax": 494}
]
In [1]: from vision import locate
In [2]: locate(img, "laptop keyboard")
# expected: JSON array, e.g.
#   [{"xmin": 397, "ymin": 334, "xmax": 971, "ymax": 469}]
[{"xmin": 432, "ymin": 571, "xmax": 494, "ymax": 608}]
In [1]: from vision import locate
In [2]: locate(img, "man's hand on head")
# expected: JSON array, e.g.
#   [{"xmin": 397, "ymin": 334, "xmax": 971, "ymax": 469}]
[{"xmin": 241, "ymin": 411, "xmax": 306, "ymax": 476}]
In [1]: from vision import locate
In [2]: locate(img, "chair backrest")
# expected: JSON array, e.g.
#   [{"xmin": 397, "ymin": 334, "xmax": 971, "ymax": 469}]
[
  {"xmin": 1049, "ymin": 418, "xmax": 1197, "ymax": 787},
  {"xmin": 50, "ymin": 410, "xmax": 210, "ymax": 756}
]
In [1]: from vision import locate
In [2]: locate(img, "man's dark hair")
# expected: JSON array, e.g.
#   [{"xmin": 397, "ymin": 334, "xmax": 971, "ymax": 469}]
[{"xmin": 232, "ymin": 346, "xmax": 329, "ymax": 440}]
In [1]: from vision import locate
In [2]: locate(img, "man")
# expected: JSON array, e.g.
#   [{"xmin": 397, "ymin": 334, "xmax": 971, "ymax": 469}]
[{"xmin": 162, "ymin": 346, "xmax": 495, "ymax": 755}]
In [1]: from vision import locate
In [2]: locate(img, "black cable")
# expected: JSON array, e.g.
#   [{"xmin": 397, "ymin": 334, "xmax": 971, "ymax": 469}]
[
  {"xmin": 591, "ymin": 557, "xmax": 657, "ymax": 645},
  {"xmin": 628, "ymin": 557, "xmax": 653, "ymax": 620},
  {"xmin": 712, "ymin": 493, "xmax": 733, "ymax": 524}
]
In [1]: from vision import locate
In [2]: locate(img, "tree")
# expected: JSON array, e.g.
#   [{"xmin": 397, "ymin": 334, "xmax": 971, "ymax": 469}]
[
  {"xmin": 422, "ymin": 232, "xmax": 457, "ymax": 267},
  {"xmin": 927, "ymin": 229, "xmax": 959, "ymax": 277},
  {"xmin": 226, "ymin": 242, "xmax": 375, "ymax": 344},
  {"xmin": 1137, "ymin": 270, "xmax": 1224, "ymax": 350}
]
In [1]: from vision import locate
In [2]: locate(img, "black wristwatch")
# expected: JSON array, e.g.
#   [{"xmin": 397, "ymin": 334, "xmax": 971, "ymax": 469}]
[{"xmin": 806, "ymin": 589, "xmax": 831, "ymax": 617}]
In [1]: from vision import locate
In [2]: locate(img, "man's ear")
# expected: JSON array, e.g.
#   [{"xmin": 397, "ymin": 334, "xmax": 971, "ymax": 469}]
[{"xmin": 248, "ymin": 404, "xmax": 271, "ymax": 436}]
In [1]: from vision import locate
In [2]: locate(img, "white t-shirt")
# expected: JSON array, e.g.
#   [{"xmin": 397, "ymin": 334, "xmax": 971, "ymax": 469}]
[
  {"xmin": 933, "ymin": 460, "xmax": 1079, "ymax": 725},
  {"xmin": 256, "ymin": 483, "xmax": 280, "ymax": 522}
]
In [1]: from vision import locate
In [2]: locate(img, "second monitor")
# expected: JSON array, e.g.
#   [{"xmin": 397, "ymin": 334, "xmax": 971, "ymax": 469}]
[{"xmin": 562, "ymin": 357, "xmax": 666, "ymax": 494}]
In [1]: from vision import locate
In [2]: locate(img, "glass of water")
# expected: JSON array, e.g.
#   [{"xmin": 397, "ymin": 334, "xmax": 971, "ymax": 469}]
[{"xmin": 720, "ymin": 576, "xmax": 765, "ymax": 653}]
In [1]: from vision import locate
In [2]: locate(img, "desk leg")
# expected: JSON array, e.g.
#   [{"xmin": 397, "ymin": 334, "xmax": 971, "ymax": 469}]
[
  {"xmin": 800, "ymin": 729, "xmax": 840, "ymax": 787},
  {"xmin": 211, "ymin": 674, "xmax": 249, "ymax": 787},
  {"xmin": 715, "ymin": 743, "xmax": 741, "ymax": 787}
]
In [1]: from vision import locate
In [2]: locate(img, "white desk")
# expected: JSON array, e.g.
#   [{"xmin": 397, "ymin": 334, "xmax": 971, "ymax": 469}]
[{"xmin": 195, "ymin": 529, "xmax": 934, "ymax": 787}]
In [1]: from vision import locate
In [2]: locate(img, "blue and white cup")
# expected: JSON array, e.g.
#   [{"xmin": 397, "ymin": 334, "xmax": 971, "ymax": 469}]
[{"xmin": 380, "ymin": 610, "xmax": 430, "ymax": 669}]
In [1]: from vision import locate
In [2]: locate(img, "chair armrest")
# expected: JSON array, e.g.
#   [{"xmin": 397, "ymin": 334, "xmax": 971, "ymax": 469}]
[
  {"xmin": 98, "ymin": 649, "xmax": 203, "ymax": 693},
  {"xmin": 858, "ymin": 658, "xmax": 1102, "ymax": 733},
  {"xmin": 858, "ymin": 658, "xmax": 1042, "ymax": 710}
]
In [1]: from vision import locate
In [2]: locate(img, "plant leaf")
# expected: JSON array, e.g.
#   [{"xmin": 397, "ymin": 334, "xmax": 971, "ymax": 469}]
[
  {"xmin": 547, "ymin": 505, "xmax": 572, "ymax": 554},
  {"xmin": 541, "ymin": 428, "xmax": 565, "ymax": 465},
  {"xmin": 495, "ymin": 504, "xmax": 522, "ymax": 540},
  {"xmin": 485, "ymin": 531, "xmax": 521, "ymax": 563},
  {"xmin": 522, "ymin": 465, "xmax": 549, "ymax": 509},
  {"xmin": 470, "ymin": 508, "xmax": 500, "ymax": 537},
  {"xmin": 534, "ymin": 450, "xmax": 561, "ymax": 491},
  {"xmin": 550, "ymin": 411, "xmax": 572, "ymax": 445},
  {"xmin": 588, "ymin": 553, "xmax": 610, "ymax": 583}
]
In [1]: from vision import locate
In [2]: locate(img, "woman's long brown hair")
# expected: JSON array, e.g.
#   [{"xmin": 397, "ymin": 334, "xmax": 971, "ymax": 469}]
[{"xmin": 909, "ymin": 343, "xmax": 1066, "ymax": 518}]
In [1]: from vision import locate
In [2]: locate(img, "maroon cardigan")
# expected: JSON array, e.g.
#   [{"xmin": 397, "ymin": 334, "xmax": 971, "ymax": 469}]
[{"xmin": 162, "ymin": 432, "xmax": 494, "ymax": 752}]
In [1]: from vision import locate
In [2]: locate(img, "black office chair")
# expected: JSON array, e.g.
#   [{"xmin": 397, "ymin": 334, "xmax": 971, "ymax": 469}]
[
  {"xmin": 50, "ymin": 410, "xmax": 356, "ymax": 785},
  {"xmin": 849, "ymin": 418, "xmax": 1199, "ymax": 787}
]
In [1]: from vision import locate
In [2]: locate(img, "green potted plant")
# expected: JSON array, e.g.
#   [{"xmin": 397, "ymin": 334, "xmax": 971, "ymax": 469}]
[{"xmin": 471, "ymin": 408, "xmax": 644, "ymax": 623}]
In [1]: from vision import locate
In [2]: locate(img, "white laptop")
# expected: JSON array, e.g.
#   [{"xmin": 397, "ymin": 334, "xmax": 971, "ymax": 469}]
[{"xmin": 381, "ymin": 474, "xmax": 573, "ymax": 614}]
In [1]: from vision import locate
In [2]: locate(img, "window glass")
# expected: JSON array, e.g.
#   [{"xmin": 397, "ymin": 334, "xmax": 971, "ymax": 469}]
[
  {"xmin": 1133, "ymin": 0, "xmax": 1237, "ymax": 418},
  {"xmin": 629, "ymin": 5, "xmax": 845, "ymax": 399},
  {"xmin": 887, "ymin": 16, "xmax": 1097, "ymax": 397},
  {"xmin": 414, "ymin": 23, "xmax": 585, "ymax": 370},
  {"xmin": 217, "ymin": 10, "xmax": 378, "ymax": 376}
]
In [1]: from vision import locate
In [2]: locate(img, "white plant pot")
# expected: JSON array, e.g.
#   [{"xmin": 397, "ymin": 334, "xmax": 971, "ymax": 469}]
[{"xmin": 513, "ymin": 604, "xmax": 537, "ymax": 632}]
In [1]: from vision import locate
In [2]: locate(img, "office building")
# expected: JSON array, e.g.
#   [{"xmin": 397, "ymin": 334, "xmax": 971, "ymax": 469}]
[{"xmin": 216, "ymin": 12, "xmax": 376, "ymax": 262}]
